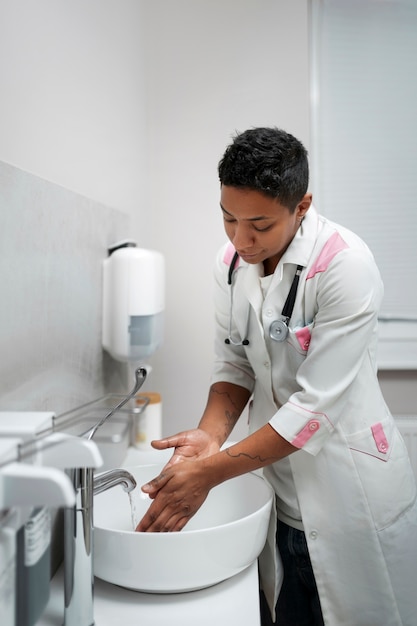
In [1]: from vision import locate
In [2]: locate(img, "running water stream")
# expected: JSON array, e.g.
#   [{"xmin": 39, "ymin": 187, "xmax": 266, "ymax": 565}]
[{"xmin": 128, "ymin": 489, "xmax": 150, "ymax": 530}]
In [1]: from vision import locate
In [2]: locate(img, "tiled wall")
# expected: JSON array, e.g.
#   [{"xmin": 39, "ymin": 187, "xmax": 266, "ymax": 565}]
[
  {"xmin": 0, "ymin": 160, "xmax": 133, "ymax": 573},
  {"xmin": 0, "ymin": 160, "xmax": 129, "ymax": 415}
]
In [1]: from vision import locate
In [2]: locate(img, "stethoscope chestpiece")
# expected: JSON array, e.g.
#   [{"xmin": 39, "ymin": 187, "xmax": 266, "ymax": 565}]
[{"xmin": 269, "ymin": 319, "xmax": 289, "ymax": 342}]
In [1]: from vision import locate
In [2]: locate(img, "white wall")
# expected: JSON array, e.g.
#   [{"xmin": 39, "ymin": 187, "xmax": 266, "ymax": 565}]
[
  {"xmin": 0, "ymin": 0, "xmax": 147, "ymax": 238},
  {"xmin": 0, "ymin": 0, "xmax": 311, "ymax": 439},
  {"xmin": 1, "ymin": 0, "xmax": 412, "ymax": 440},
  {"xmin": 139, "ymin": 0, "xmax": 311, "ymax": 437}
]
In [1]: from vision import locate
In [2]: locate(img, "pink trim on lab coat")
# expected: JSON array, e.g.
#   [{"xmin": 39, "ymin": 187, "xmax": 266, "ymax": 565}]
[
  {"xmin": 223, "ymin": 243, "xmax": 239, "ymax": 267},
  {"xmin": 291, "ymin": 419, "xmax": 321, "ymax": 448},
  {"xmin": 306, "ymin": 231, "xmax": 349, "ymax": 280},
  {"xmin": 371, "ymin": 422, "xmax": 389, "ymax": 455}
]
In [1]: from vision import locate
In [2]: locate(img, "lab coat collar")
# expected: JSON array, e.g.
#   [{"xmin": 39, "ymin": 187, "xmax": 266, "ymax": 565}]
[
  {"xmin": 241, "ymin": 262, "xmax": 264, "ymax": 319},
  {"xmin": 279, "ymin": 204, "xmax": 320, "ymax": 268}
]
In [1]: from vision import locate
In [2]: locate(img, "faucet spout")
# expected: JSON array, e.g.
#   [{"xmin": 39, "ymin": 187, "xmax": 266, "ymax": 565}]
[
  {"xmin": 87, "ymin": 367, "xmax": 147, "ymax": 440},
  {"xmin": 93, "ymin": 468, "xmax": 136, "ymax": 496}
]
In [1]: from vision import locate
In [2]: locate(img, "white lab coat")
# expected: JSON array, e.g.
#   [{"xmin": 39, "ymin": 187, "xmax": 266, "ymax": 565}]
[{"xmin": 211, "ymin": 207, "xmax": 417, "ymax": 625}]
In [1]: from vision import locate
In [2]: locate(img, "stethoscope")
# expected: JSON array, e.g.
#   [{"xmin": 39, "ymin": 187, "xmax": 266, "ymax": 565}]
[{"xmin": 225, "ymin": 251, "xmax": 303, "ymax": 346}]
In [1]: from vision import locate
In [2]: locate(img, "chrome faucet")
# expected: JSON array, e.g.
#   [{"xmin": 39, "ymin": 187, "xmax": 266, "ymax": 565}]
[
  {"xmin": 93, "ymin": 467, "xmax": 137, "ymax": 496},
  {"xmin": 63, "ymin": 367, "xmax": 146, "ymax": 626}
]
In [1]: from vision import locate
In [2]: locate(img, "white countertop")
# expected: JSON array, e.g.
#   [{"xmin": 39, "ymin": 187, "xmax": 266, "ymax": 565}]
[{"xmin": 40, "ymin": 561, "xmax": 260, "ymax": 626}]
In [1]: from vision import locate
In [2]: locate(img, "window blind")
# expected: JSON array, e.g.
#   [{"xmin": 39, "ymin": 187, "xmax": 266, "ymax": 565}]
[{"xmin": 310, "ymin": 0, "xmax": 417, "ymax": 369}]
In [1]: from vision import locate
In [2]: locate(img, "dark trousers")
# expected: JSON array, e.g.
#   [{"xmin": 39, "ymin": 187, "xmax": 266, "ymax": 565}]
[{"xmin": 260, "ymin": 521, "xmax": 324, "ymax": 626}]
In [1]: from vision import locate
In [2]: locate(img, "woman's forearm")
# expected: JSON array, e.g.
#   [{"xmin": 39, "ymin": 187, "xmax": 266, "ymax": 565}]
[
  {"xmin": 202, "ymin": 423, "xmax": 298, "ymax": 489},
  {"xmin": 198, "ymin": 382, "xmax": 251, "ymax": 447}
]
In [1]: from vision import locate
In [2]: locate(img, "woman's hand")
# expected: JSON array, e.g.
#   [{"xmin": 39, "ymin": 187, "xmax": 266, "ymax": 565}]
[
  {"xmin": 135, "ymin": 459, "xmax": 211, "ymax": 532},
  {"xmin": 135, "ymin": 429, "xmax": 219, "ymax": 532},
  {"xmin": 149, "ymin": 428, "xmax": 221, "ymax": 470}
]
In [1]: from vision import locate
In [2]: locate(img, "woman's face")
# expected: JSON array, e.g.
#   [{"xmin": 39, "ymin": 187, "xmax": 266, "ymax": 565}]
[{"xmin": 220, "ymin": 185, "xmax": 311, "ymax": 274}]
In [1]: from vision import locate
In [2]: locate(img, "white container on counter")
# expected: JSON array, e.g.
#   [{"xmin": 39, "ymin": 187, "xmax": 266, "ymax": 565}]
[{"xmin": 134, "ymin": 392, "xmax": 162, "ymax": 450}]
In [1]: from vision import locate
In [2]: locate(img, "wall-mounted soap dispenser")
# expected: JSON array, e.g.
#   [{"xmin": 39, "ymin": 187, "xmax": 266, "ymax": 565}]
[{"xmin": 102, "ymin": 241, "xmax": 165, "ymax": 362}]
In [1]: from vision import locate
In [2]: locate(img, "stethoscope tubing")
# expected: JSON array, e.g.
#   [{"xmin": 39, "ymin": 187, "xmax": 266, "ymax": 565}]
[{"xmin": 225, "ymin": 253, "xmax": 303, "ymax": 346}]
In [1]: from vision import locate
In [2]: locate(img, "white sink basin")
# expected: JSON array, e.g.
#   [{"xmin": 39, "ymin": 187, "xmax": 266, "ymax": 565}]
[{"xmin": 93, "ymin": 463, "xmax": 273, "ymax": 593}]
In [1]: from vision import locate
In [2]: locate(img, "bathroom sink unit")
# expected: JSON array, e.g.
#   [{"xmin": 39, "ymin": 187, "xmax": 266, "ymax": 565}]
[{"xmin": 93, "ymin": 463, "xmax": 273, "ymax": 593}]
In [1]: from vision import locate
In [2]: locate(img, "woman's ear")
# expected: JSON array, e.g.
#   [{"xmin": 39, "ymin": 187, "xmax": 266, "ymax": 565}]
[{"xmin": 296, "ymin": 193, "xmax": 312, "ymax": 222}]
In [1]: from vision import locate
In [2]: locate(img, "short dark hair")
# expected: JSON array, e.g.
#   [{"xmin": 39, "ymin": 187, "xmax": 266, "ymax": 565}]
[{"xmin": 218, "ymin": 127, "xmax": 309, "ymax": 211}]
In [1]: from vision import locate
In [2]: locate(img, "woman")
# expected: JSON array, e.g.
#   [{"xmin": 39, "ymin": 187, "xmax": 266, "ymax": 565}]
[{"xmin": 137, "ymin": 127, "xmax": 417, "ymax": 625}]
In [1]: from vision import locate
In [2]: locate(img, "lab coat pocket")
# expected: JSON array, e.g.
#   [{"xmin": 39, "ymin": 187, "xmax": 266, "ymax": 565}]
[
  {"xmin": 283, "ymin": 322, "xmax": 314, "ymax": 371},
  {"xmin": 288, "ymin": 322, "xmax": 314, "ymax": 354},
  {"xmin": 346, "ymin": 418, "xmax": 416, "ymax": 530}
]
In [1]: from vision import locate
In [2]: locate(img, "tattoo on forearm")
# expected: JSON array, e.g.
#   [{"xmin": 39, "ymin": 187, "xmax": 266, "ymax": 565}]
[
  {"xmin": 210, "ymin": 388, "xmax": 241, "ymax": 434},
  {"xmin": 225, "ymin": 409, "xmax": 238, "ymax": 427},
  {"xmin": 225, "ymin": 448, "xmax": 277, "ymax": 464},
  {"xmin": 210, "ymin": 387, "xmax": 241, "ymax": 412}
]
